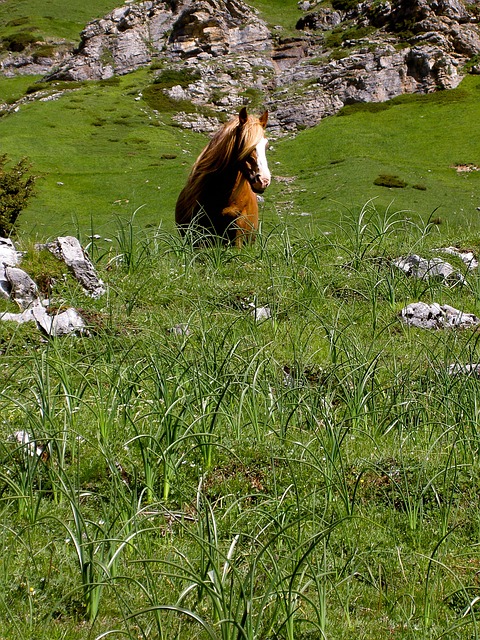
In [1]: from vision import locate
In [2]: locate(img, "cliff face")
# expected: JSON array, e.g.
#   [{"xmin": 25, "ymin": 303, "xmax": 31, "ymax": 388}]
[{"xmin": 2, "ymin": 0, "xmax": 480, "ymax": 133}]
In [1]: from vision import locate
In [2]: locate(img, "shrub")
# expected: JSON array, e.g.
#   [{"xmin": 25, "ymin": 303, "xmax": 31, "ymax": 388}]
[
  {"xmin": 1, "ymin": 31, "xmax": 40, "ymax": 52},
  {"xmin": 373, "ymin": 174, "xmax": 407, "ymax": 188},
  {"xmin": 0, "ymin": 155, "xmax": 37, "ymax": 237}
]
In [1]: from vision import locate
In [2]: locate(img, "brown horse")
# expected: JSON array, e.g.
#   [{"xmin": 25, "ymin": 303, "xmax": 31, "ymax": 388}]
[{"xmin": 175, "ymin": 107, "xmax": 271, "ymax": 246}]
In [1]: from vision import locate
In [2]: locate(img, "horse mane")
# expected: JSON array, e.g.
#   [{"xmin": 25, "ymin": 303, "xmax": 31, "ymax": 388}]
[{"xmin": 176, "ymin": 111, "xmax": 266, "ymax": 225}]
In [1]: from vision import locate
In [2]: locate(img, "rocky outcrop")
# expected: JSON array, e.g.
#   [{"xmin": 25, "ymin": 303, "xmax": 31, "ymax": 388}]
[
  {"xmin": 2, "ymin": 0, "xmax": 480, "ymax": 133},
  {"xmin": 45, "ymin": 0, "xmax": 272, "ymax": 81}
]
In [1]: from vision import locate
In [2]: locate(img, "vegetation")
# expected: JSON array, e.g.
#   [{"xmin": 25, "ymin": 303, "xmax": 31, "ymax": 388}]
[
  {"xmin": 1, "ymin": 2, "xmax": 480, "ymax": 639},
  {"xmin": 0, "ymin": 155, "xmax": 37, "ymax": 236}
]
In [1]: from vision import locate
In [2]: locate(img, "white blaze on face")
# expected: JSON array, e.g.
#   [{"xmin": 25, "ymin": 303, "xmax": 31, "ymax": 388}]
[{"xmin": 255, "ymin": 137, "xmax": 271, "ymax": 189}]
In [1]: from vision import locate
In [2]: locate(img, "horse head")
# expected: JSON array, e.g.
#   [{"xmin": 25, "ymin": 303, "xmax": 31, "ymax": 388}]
[{"xmin": 238, "ymin": 108, "xmax": 271, "ymax": 194}]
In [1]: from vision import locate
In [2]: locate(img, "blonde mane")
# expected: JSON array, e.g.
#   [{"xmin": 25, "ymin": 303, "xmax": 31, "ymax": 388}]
[{"xmin": 176, "ymin": 112, "xmax": 267, "ymax": 225}]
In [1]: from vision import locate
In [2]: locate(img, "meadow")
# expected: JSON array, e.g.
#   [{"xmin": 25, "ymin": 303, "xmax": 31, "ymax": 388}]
[{"xmin": 1, "ymin": 1, "xmax": 480, "ymax": 639}]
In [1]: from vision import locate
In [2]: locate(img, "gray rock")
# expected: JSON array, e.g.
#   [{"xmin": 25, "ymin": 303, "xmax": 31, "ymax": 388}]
[
  {"xmin": 435, "ymin": 247, "xmax": 478, "ymax": 270},
  {"xmin": 248, "ymin": 302, "xmax": 272, "ymax": 321},
  {"xmin": 400, "ymin": 302, "xmax": 480, "ymax": 329},
  {"xmin": 0, "ymin": 305, "xmax": 87, "ymax": 337},
  {"xmin": 32, "ymin": 306, "xmax": 87, "ymax": 337},
  {"xmin": 447, "ymin": 363, "xmax": 480, "ymax": 376},
  {"xmin": 5, "ymin": 266, "xmax": 42, "ymax": 310},
  {"xmin": 393, "ymin": 254, "xmax": 464, "ymax": 284},
  {"xmin": 0, "ymin": 237, "xmax": 22, "ymax": 300},
  {"xmin": 46, "ymin": 236, "xmax": 106, "ymax": 298}
]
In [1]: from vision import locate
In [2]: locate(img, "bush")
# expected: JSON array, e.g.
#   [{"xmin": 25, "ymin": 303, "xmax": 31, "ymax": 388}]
[
  {"xmin": 1, "ymin": 31, "xmax": 40, "ymax": 52},
  {"xmin": 373, "ymin": 174, "xmax": 407, "ymax": 188},
  {"xmin": 0, "ymin": 155, "xmax": 37, "ymax": 237}
]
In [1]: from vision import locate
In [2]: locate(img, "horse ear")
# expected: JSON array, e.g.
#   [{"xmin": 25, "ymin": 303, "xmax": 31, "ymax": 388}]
[
  {"xmin": 259, "ymin": 111, "xmax": 268, "ymax": 128},
  {"xmin": 239, "ymin": 107, "xmax": 248, "ymax": 125}
]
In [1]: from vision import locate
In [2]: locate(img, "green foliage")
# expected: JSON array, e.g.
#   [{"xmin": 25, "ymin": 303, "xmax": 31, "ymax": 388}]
[
  {"xmin": 1, "ymin": 30, "xmax": 40, "ymax": 52},
  {"xmin": 373, "ymin": 173, "xmax": 407, "ymax": 188},
  {"xmin": 142, "ymin": 83, "xmax": 196, "ymax": 113},
  {"xmin": 332, "ymin": 0, "xmax": 360, "ymax": 10},
  {"xmin": 0, "ymin": 155, "xmax": 37, "ymax": 237},
  {"xmin": 152, "ymin": 67, "xmax": 201, "ymax": 88}
]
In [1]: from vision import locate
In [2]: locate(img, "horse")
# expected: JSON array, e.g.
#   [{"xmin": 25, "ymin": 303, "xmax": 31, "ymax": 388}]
[{"xmin": 175, "ymin": 107, "xmax": 271, "ymax": 247}]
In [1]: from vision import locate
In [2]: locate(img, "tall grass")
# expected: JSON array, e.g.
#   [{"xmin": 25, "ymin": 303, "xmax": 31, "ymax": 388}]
[{"xmin": 1, "ymin": 209, "xmax": 480, "ymax": 638}]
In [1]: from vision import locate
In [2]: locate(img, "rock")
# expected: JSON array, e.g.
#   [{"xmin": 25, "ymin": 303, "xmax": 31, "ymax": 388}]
[
  {"xmin": 249, "ymin": 302, "xmax": 271, "ymax": 321},
  {"xmin": 296, "ymin": 9, "xmax": 343, "ymax": 31},
  {"xmin": 32, "ymin": 306, "xmax": 87, "ymax": 336},
  {"xmin": 168, "ymin": 323, "xmax": 191, "ymax": 335},
  {"xmin": 447, "ymin": 363, "xmax": 480, "ymax": 376},
  {"xmin": 45, "ymin": 236, "xmax": 106, "ymax": 298},
  {"xmin": 5, "ymin": 266, "xmax": 42, "ymax": 309},
  {"xmin": 393, "ymin": 254, "xmax": 464, "ymax": 284},
  {"xmin": 0, "ymin": 305, "xmax": 87, "ymax": 336},
  {"xmin": 400, "ymin": 302, "xmax": 480, "ymax": 329},
  {"xmin": 435, "ymin": 247, "xmax": 478, "ymax": 270},
  {"xmin": 8, "ymin": 430, "xmax": 45, "ymax": 458},
  {"xmin": 4, "ymin": 0, "xmax": 480, "ymax": 134},
  {"xmin": 46, "ymin": 0, "xmax": 272, "ymax": 81},
  {"xmin": 0, "ymin": 237, "xmax": 22, "ymax": 300}
]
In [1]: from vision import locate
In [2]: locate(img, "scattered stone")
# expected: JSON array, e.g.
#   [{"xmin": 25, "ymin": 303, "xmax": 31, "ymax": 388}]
[
  {"xmin": 8, "ymin": 430, "xmax": 46, "ymax": 458},
  {"xmin": 0, "ymin": 306, "xmax": 87, "ymax": 337},
  {"xmin": 5, "ymin": 266, "xmax": 42, "ymax": 310},
  {"xmin": 435, "ymin": 247, "xmax": 478, "ymax": 270},
  {"xmin": 248, "ymin": 302, "xmax": 271, "ymax": 321},
  {"xmin": 400, "ymin": 302, "xmax": 480, "ymax": 330},
  {"xmin": 33, "ymin": 306, "xmax": 88, "ymax": 337},
  {"xmin": 168, "ymin": 323, "xmax": 191, "ymax": 336},
  {"xmin": 447, "ymin": 363, "xmax": 480, "ymax": 376},
  {"xmin": 393, "ymin": 254, "xmax": 464, "ymax": 284},
  {"xmin": 0, "ymin": 238, "xmax": 22, "ymax": 299},
  {"xmin": 45, "ymin": 236, "xmax": 106, "ymax": 298}
]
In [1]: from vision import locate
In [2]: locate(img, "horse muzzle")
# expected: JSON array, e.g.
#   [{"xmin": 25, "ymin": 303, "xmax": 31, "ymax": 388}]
[{"xmin": 251, "ymin": 175, "xmax": 270, "ymax": 193}]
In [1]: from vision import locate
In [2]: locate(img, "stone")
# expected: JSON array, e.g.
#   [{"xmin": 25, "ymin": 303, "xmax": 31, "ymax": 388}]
[
  {"xmin": 400, "ymin": 302, "xmax": 480, "ymax": 329},
  {"xmin": 249, "ymin": 302, "xmax": 271, "ymax": 321},
  {"xmin": 0, "ymin": 305, "xmax": 87, "ymax": 337},
  {"xmin": 393, "ymin": 254, "xmax": 464, "ymax": 284},
  {"xmin": 46, "ymin": 236, "xmax": 106, "ymax": 298},
  {"xmin": 435, "ymin": 247, "xmax": 478, "ymax": 270},
  {"xmin": 5, "ymin": 266, "xmax": 42, "ymax": 309},
  {"xmin": 0, "ymin": 237, "xmax": 22, "ymax": 300}
]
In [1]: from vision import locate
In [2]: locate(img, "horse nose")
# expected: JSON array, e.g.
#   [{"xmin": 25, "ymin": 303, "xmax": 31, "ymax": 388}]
[{"xmin": 256, "ymin": 173, "xmax": 270, "ymax": 188}]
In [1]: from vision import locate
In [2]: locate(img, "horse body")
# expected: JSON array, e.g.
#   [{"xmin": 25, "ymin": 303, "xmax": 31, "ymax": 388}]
[{"xmin": 175, "ymin": 107, "xmax": 271, "ymax": 246}]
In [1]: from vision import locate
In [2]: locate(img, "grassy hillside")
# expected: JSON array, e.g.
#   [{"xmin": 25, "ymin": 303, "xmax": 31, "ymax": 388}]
[
  {"xmin": 2, "ymin": 2, "xmax": 480, "ymax": 640},
  {"xmin": 0, "ymin": 0, "xmax": 122, "ymax": 43},
  {"xmin": 0, "ymin": 73, "xmax": 479, "ymax": 240}
]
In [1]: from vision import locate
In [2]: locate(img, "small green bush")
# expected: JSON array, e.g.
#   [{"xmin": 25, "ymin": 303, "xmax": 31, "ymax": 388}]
[
  {"xmin": 152, "ymin": 68, "xmax": 201, "ymax": 89},
  {"xmin": 373, "ymin": 174, "xmax": 407, "ymax": 188},
  {"xmin": 142, "ymin": 83, "xmax": 196, "ymax": 113},
  {"xmin": 332, "ymin": 0, "xmax": 359, "ymax": 10},
  {"xmin": 0, "ymin": 155, "xmax": 37, "ymax": 237},
  {"xmin": 1, "ymin": 31, "xmax": 40, "ymax": 52}
]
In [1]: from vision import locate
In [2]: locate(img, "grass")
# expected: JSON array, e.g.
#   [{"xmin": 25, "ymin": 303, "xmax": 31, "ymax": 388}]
[
  {"xmin": 0, "ymin": 0, "xmax": 123, "ymax": 43},
  {"xmin": 1, "ymin": 2, "xmax": 480, "ymax": 638},
  {"xmin": 1, "ymin": 211, "xmax": 480, "ymax": 638}
]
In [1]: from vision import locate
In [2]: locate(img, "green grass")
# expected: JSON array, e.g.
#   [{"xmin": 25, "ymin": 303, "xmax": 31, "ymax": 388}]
[
  {"xmin": 0, "ymin": 70, "xmax": 206, "ymax": 238},
  {"xmin": 272, "ymin": 76, "xmax": 480, "ymax": 234},
  {"xmin": 1, "ymin": 3, "xmax": 480, "ymax": 638},
  {"xmin": 1, "ymin": 212, "xmax": 480, "ymax": 638},
  {"xmin": 0, "ymin": 0, "xmax": 123, "ymax": 42}
]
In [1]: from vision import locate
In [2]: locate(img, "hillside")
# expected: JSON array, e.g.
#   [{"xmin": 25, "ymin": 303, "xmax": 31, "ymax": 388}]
[
  {"xmin": 1, "ymin": 4, "xmax": 480, "ymax": 640},
  {"xmin": 0, "ymin": 0, "xmax": 479, "ymax": 237}
]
